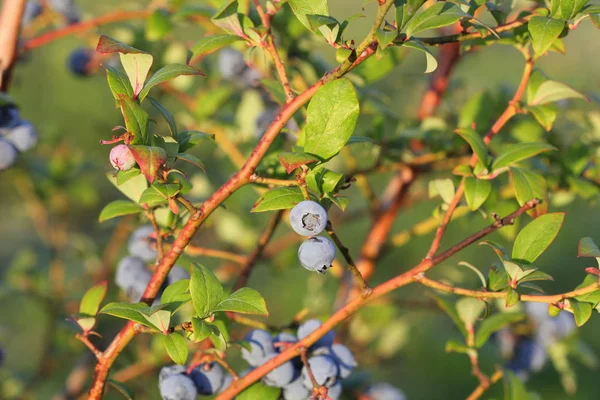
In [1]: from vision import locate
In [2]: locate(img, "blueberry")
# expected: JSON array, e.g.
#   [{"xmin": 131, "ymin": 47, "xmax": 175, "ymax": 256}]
[
  {"xmin": 364, "ymin": 383, "xmax": 406, "ymax": 400},
  {"xmin": 109, "ymin": 144, "xmax": 136, "ymax": 171},
  {"xmin": 159, "ymin": 365, "xmax": 187, "ymax": 384},
  {"xmin": 282, "ymin": 375, "xmax": 310, "ymax": 400},
  {"xmin": 297, "ymin": 319, "xmax": 335, "ymax": 350},
  {"xmin": 290, "ymin": 201, "xmax": 328, "ymax": 236},
  {"xmin": 67, "ymin": 48, "xmax": 93, "ymax": 76},
  {"xmin": 241, "ymin": 329, "xmax": 275, "ymax": 367},
  {"xmin": 167, "ymin": 265, "xmax": 190, "ymax": 283},
  {"xmin": 241, "ymin": 66, "xmax": 262, "ymax": 88},
  {"xmin": 255, "ymin": 107, "xmax": 278, "ymax": 139},
  {"xmin": 301, "ymin": 355, "xmax": 338, "ymax": 388},
  {"xmin": 0, "ymin": 139, "xmax": 17, "ymax": 170},
  {"xmin": 328, "ymin": 382, "xmax": 342, "ymax": 400},
  {"xmin": 190, "ymin": 362, "xmax": 225, "ymax": 395},
  {"xmin": 535, "ymin": 312, "xmax": 575, "ymax": 348},
  {"xmin": 115, "ymin": 256, "xmax": 151, "ymax": 302},
  {"xmin": 298, "ymin": 237, "xmax": 336, "ymax": 274},
  {"xmin": 128, "ymin": 225, "xmax": 157, "ymax": 262},
  {"xmin": 218, "ymin": 373, "xmax": 233, "ymax": 393},
  {"xmin": 507, "ymin": 337, "xmax": 546, "ymax": 374},
  {"xmin": 4, "ymin": 122, "xmax": 38, "ymax": 152},
  {"xmin": 273, "ymin": 332, "xmax": 298, "ymax": 352},
  {"xmin": 525, "ymin": 302, "xmax": 550, "ymax": 325},
  {"xmin": 0, "ymin": 107, "xmax": 21, "ymax": 130},
  {"xmin": 49, "ymin": 0, "xmax": 80, "ymax": 24},
  {"xmin": 21, "ymin": 1, "xmax": 42, "ymax": 25},
  {"xmin": 159, "ymin": 373, "xmax": 197, "ymax": 400},
  {"xmin": 328, "ymin": 344, "xmax": 357, "ymax": 379},
  {"xmin": 261, "ymin": 353, "xmax": 296, "ymax": 387},
  {"xmin": 219, "ymin": 48, "xmax": 246, "ymax": 81}
]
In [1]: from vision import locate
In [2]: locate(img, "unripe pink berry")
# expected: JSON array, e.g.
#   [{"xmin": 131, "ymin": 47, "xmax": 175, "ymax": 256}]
[{"xmin": 110, "ymin": 144, "xmax": 136, "ymax": 171}]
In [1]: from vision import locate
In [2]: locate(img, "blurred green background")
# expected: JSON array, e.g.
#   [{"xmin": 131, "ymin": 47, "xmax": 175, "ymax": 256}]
[{"xmin": 1, "ymin": 0, "xmax": 600, "ymax": 399}]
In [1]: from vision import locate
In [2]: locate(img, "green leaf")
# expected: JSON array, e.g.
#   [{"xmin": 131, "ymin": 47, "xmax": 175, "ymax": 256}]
[
  {"xmin": 161, "ymin": 279, "xmax": 191, "ymax": 304},
  {"xmin": 98, "ymin": 200, "xmax": 144, "ymax": 222},
  {"xmin": 432, "ymin": 295, "xmax": 467, "ymax": 337},
  {"xmin": 251, "ymin": 187, "xmax": 304, "ymax": 212},
  {"xmin": 445, "ymin": 339, "xmax": 472, "ymax": 354},
  {"xmin": 107, "ymin": 171, "xmax": 148, "ymax": 202},
  {"xmin": 175, "ymin": 153, "xmax": 206, "ymax": 171},
  {"xmin": 288, "ymin": 0, "xmax": 329, "ymax": 31},
  {"xmin": 456, "ymin": 128, "xmax": 489, "ymax": 166},
  {"xmin": 191, "ymin": 317, "xmax": 212, "ymax": 342},
  {"xmin": 128, "ymin": 146, "xmax": 167, "ymax": 184},
  {"xmin": 569, "ymin": 299, "xmax": 592, "ymax": 327},
  {"xmin": 213, "ymin": 288, "xmax": 269, "ymax": 316},
  {"xmin": 164, "ymin": 333, "xmax": 189, "ymax": 364},
  {"xmin": 191, "ymin": 34, "xmax": 243, "ymax": 60},
  {"xmin": 376, "ymin": 29, "xmax": 398, "ymax": 49},
  {"xmin": 189, "ymin": 264, "xmax": 224, "ymax": 318},
  {"xmin": 208, "ymin": 324, "xmax": 228, "ymax": 351},
  {"xmin": 575, "ymin": 274, "xmax": 600, "ymax": 303},
  {"xmin": 304, "ymin": 79, "xmax": 360, "ymax": 160},
  {"xmin": 147, "ymin": 96, "xmax": 177, "ymax": 136},
  {"xmin": 145, "ymin": 8, "xmax": 173, "ymax": 41},
  {"xmin": 503, "ymin": 370, "xmax": 532, "ymax": 400},
  {"xmin": 528, "ymin": 16, "xmax": 564, "ymax": 56},
  {"xmin": 510, "ymin": 167, "xmax": 547, "ymax": 217},
  {"xmin": 306, "ymin": 167, "xmax": 344, "ymax": 195},
  {"xmin": 403, "ymin": 2, "xmax": 470, "ymax": 38},
  {"xmin": 211, "ymin": 0, "xmax": 244, "ymax": 37},
  {"xmin": 139, "ymin": 64, "xmax": 204, "ymax": 101},
  {"xmin": 464, "ymin": 177, "xmax": 492, "ymax": 210},
  {"xmin": 551, "ymin": 0, "xmax": 589, "ymax": 20},
  {"xmin": 143, "ymin": 309, "xmax": 171, "ymax": 334},
  {"xmin": 480, "ymin": 240, "xmax": 509, "ymax": 260},
  {"xmin": 107, "ymin": 379, "xmax": 134, "ymax": 400},
  {"xmin": 512, "ymin": 213, "xmax": 565, "ymax": 263},
  {"xmin": 116, "ymin": 168, "xmax": 141, "ymax": 186},
  {"xmin": 491, "ymin": 142, "xmax": 556, "ymax": 170},
  {"xmin": 517, "ymin": 270, "xmax": 554, "ymax": 284},
  {"xmin": 100, "ymin": 302, "xmax": 157, "ymax": 329},
  {"xmin": 277, "ymin": 152, "xmax": 320, "ymax": 174},
  {"xmin": 139, "ymin": 186, "xmax": 168, "ymax": 206},
  {"xmin": 578, "ymin": 237, "xmax": 600, "ymax": 257},
  {"xmin": 527, "ymin": 104, "xmax": 557, "ymax": 131},
  {"xmin": 475, "ymin": 312, "xmax": 525, "ymax": 347},
  {"xmin": 505, "ymin": 286, "xmax": 520, "ymax": 307},
  {"xmin": 395, "ymin": 0, "xmax": 426, "ymax": 30},
  {"xmin": 489, "ymin": 265, "xmax": 509, "ymax": 291},
  {"xmin": 80, "ymin": 281, "xmax": 108, "ymax": 316},
  {"xmin": 176, "ymin": 130, "xmax": 215, "ymax": 152},
  {"xmin": 118, "ymin": 95, "xmax": 150, "ymax": 145},
  {"xmin": 105, "ymin": 66, "xmax": 134, "ymax": 99},
  {"xmin": 238, "ymin": 382, "xmax": 281, "ymax": 400},
  {"xmin": 118, "ymin": 52, "xmax": 154, "ymax": 98},
  {"xmin": 456, "ymin": 298, "xmax": 486, "ymax": 326},
  {"xmin": 403, "ymin": 39, "xmax": 438, "ymax": 73},
  {"xmin": 529, "ymin": 80, "xmax": 587, "ymax": 105},
  {"xmin": 428, "ymin": 178, "xmax": 455, "ymax": 204}
]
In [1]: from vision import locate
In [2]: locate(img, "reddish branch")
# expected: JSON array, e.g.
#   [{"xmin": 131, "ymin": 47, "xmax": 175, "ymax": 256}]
[
  {"xmin": 22, "ymin": 10, "xmax": 151, "ymax": 50},
  {"xmin": 0, "ymin": 0, "xmax": 26, "ymax": 91}
]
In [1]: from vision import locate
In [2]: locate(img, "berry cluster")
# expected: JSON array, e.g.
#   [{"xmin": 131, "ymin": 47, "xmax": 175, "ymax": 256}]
[
  {"xmin": 0, "ymin": 106, "xmax": 38, "ymax": 171},
  {"xmin": 240, "ymin": 319, "xmax": 356, "ymax": 400},
  {"xmin": 115, "ymin": 225, "xmax": 189, "ymax": 302},
  {"xmin": 159, "ymin": 363, "xmax": 233, "ymax": 400},
  {"xmin": 290, "ymin": 201, "xmax": 336, "ymax": 274},
  {"xmin": 497, "ymin": 303, "xmax": 576, "ymax": 379}
]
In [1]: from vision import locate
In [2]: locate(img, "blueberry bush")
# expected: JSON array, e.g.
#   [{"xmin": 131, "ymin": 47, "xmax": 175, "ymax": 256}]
[{"xmin": 1, "ymin": 0, "xmax": 600, "ymax": 399}]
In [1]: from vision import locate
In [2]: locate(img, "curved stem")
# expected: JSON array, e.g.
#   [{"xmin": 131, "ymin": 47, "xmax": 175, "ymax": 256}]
[
  {"xmin": 466, "ymin": 369, "xmax": 504, "ymax": 400},
  {"xmin": 0, "ymin": 0, "xmax": 26, "ymax": 91}
]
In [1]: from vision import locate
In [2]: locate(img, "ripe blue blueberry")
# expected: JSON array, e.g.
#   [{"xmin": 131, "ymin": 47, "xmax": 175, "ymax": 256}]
[
  {"xmin": 159, "ymin": 365, "xmax": 187, "ymax": 384},
  {"xmin": 241, "ymin": 329, "xmax": 275, "ymax": 367},
  {"xmin": 261, "ymin": 353, "xmax": 296, "ymax": 387},
  {"xmin": 4, "ymin": 122, "xmax": 38, "ymax": 152},
  {"xmin": 297, "ymin": 319, "xmax": 335, "ymax": 349},
  {"xmin": 290, "ymin": 201, "xmax": 328, "ymax": 236},
  {"xmin": 190, "ymin": 362, "xmax": 225, "ymax": 395},
  {"xmin": 219, "ymin": 48, "xmax": 247, "ymax": 81},
  {"xmin": 328, "ymin": 382, "xmax": 342, "ymax": 400},
  {"xmin": 301, "ymin": 355, "xmax": 338, "ymax": 388},
  {"xmin": 110, "ymin": 144, "xmax": 136, "ymax": 171},
  {"xmin": 128, "ymin": 225, "xmax": 157, "ymax": 262},
  {"xmin": 218, "ymin": 373, "xmax": 233, "ymax": 393},
  {"xmin": 506, "ymin": 337, "xmax": 547, "ymax": 375},
  {"xmin": 167, "ymin": 265, "xmax": 190, "ymax": 283},
  {"xmin": 298, "ymin": 237, "xmax": 336, "ymax": 274},
  {"xmin": 282, "ymin": 375, "xmax": 310, "ymax": 400},
  {"xmin": 0, "ymin": 139, "xmax": 17, "ymax": 171},
  {"xmin": 67, "ymin": 48, "xmax": 93, "ymax": 76},
  {"xmin": 273, "ymin": 332, "xmax": 298, "ymax": 352},
  {"xmin": 324, "ymin": 344, "xmax": 357, "ymax": 379},
  {"xmin": 115, "ymin": 256, "xmax": 151, "ymax": 302},
  {"xmin": 159, "ymin": 373, "xmax": 197, "ymax": 400},
  {"xmin": 364, "ymin": 383, "xmax": 406, "ymax": 400}
]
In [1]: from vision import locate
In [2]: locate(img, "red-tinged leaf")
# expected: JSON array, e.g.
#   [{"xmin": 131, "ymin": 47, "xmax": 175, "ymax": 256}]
[
  {"xmin": 96, "ymin": 35, "xmax": 147, "ymax": 55},
  {"xmin": 277, "ymin": 152, "xmax": 320, "ymax": 174},
  {"xmin": 169, "ymin": 197, "xmax": 179, "ymax": 215},
  {"xmin": 128, "ymin": 145, "xmax": 167, "ymax": 183}
]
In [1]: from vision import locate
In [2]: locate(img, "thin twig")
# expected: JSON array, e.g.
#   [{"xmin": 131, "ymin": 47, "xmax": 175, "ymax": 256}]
[
  {"xmin": 75, "ymin": 334, "xmax": 102, "ymax": 359},
  {"xmin": 326, "ymin": 221, "xmax": 370, "ymax": 293},
  {"xmin": 185, "ymin": 245, "xmax": 247, "ymax": 264},
  {"xmin": 466, "ymin": 369, "xmax": 504, "ymax": 400}
]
